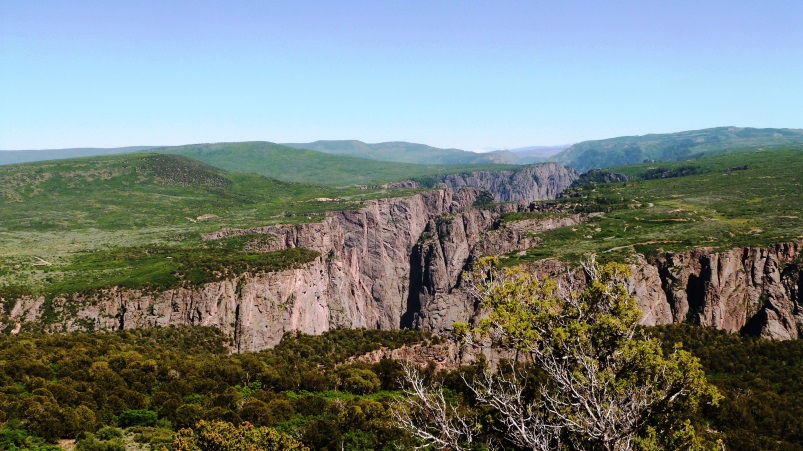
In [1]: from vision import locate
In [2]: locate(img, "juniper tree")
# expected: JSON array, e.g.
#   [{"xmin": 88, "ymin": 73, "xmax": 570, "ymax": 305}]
[{"xmin": 395, "ymin": 257, "xmax": 720, "ymax": 451}]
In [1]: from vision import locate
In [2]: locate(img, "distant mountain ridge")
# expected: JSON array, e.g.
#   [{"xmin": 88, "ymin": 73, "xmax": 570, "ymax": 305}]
[
  {"xmin": 6, "ymin": 127, "xmax": 803, "ymax": 171},
  {"xmin": 507, "ymin": 144, "xmax": 572, "ymax": 158},
  {"xmin": 0, "ymin": 141, "xmax": 558, "ymax": 167},
  {"xmin": 282, "ymin": 140, "xmax": 517, "ymax": 165},
  {"xmin": 156, "ymin": 141, "xmax": 515, "ymax": 186},
  {"xmin": 0, "ymin": 146, "xmax": 158, "ymax": 165},
  {"xmin": 554, "ymin": 127, "xmax": 803, "ymax": 171}
]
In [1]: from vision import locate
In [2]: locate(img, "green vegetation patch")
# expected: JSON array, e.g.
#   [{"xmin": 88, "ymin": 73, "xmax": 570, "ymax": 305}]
[
  {"xmin": 0, "ymin": 324, "xmax": 798, "ymax": 449},
  {"xmin": 0, "ymin": 327, "xmax": 432, "ymax": 449},
  {"xmin": 138, "ymin": 154, "xmax": 232, "ymax": 189},
  {"xmin": 499, "ymin": 210, "xmax": 573, "ymax": 223},
  {"xmin": 2, "ymin": 242, "xmax": 318, "ymax": 300},
  {"xmin": 655, "ymin": 325, "xmax": 803, "ymax": 450}
]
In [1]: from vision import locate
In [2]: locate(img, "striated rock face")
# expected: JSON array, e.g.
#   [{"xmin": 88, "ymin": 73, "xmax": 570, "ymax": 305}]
[
  {"xmin": 654, "ymin": 243, "xmax": 803, "ymax": 340},
  {"xmin": 438, "ymin": 163, "xmax": 579, "ymax": 203},
  {"xmin": 1, "ymin": 164, "xmax": 578, "ymax": 351},
  {"xmin": 4, "ymin": 189, "xmax": 477, "ymax": 351},
  {"xmin": 526, "ymin": 243, "xmax": 803, "ymax": 341},
  {"xmin": 406, "ymin": 212, "xmax": 582, "ymax": 333}
]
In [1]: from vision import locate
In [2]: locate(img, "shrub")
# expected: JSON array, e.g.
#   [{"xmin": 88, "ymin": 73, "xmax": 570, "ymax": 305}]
[{"xmin": 118, "ymin": 409, "xmax": 157, "ymax": 428}]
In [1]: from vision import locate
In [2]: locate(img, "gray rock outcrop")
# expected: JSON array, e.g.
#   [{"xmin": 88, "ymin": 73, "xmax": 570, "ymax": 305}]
[{"xmin": 438, "ymin": 163, "xmax": 579, "ymax": 203}]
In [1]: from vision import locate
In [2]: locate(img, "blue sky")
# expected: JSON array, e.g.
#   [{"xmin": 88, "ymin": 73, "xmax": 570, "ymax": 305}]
[{"xmin": 1, "ymin": 0, "xmax": 802, "ymax": 150}]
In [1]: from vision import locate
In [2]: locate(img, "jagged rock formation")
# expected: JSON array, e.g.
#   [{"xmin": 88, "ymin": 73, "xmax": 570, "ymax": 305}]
[
  {"xmin": 654, "ymin": 244, "xmax": 803, "ymax": 340},
  {"xmin": 438, "ymin": 163, "xmax": 578, "ymax": 203},
  {"xmin": 406, "ymin": 212, "xmax": 582, "ymax": 333},
  {"xmin": 570, "ymin": 169, "xmax": 629, "ymax": 187},
  {"xmin": 5, "ymin": 189, "xmax": 478, "ymax": 351}
]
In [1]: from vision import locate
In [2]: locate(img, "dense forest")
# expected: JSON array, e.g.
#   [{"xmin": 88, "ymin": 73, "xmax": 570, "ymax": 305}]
[{"xmin": 0, "ymin": 325, "xmax": 801, "ymax": 450}]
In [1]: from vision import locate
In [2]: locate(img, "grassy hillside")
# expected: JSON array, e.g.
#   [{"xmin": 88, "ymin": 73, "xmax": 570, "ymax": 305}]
[
  {"xmin": 159, "ymin": 141, "xmax": 514, "ymax": 185},
  {"xmin": 0, "ymin": 153, "xmax": 420, "ymax": 299},
  {"xmin": 553, "ymin": 127, "xmax": 803, "ymax": 171},
  {"xmin": 0, "ymin": 146, "xmax": 158, "ymax": 166},
  {"xmin": 282, "ymin": 140, "xmax": 516, "ymax": 165},
  {"xmin": 503, "ymin": 148, "xmax": 803, "ymax": 265}
]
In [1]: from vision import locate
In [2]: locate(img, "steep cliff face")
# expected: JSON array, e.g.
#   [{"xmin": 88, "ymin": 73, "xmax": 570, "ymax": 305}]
[
  {"xmin": 438, "ymin": 163, "xmax": 579, "ymax": 203},
  {"xmin": 1, "ymin": 164, "xmax": 578, "ymax": 351},
  {"xmin": 653, "ymin": 243, "xmax": 803, "ymax": 340},
  {"xmin": 4, "ymin": 189, "xmax": 477, "ymax": 351},
  {"xmin": 407, "ymin": 213, "xmax": 582, "ymax": 333},
  {"xmin": 525, "ymin": 243, "xmax": 803, "ymax": 340}
]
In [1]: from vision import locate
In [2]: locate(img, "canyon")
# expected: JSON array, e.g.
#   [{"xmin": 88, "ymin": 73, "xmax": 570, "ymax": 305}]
[{"xmin": 2, "ymin": 162, "xmax": 802, "ymax": 351}]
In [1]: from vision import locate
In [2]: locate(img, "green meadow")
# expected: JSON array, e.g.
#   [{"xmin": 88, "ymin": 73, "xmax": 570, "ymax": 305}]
[
  {"xmin": 0, "ymin": 153, "xmax": 425, "ymax": 299},
  {"xmin": 503, "ymin": 148, "xmax": 803, "ymax": 264}
]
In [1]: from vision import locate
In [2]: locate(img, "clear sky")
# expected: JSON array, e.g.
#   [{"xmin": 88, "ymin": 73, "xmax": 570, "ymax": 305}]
[{"xmin": 1, "ymin": 0, "xmax": 802, "ymax": 151}]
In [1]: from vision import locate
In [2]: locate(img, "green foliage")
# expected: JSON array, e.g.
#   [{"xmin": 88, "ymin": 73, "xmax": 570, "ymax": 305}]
[
  {"xmin": 336, "ymin": 367, "xmax": 382, "ymax": 395},
  {"xmin": 49, "ymin": 245, "xmax": 318, "ymax": 298},
  {"xmin": 639, "ymin": 164, "xmax": 707, "ymax": 180},
  {"xmin": 436, "ymin": 258, "xmax": 720, "ymax": 449},
  {"xmin": 94, "ymin": 427, "xmax": 122, "ymax": 440},
  {"xmin": 499, "ymin": 210, "xmax": 569, "ymax": 223},
  {"xmin": 74, "ymin": 433, "xmax": 125, "ymax": 451},
  {"xmin": 0, "ymin": 420, "xmax": 62, "ymax": 451},
  {"xmin": 0, "ymin": 327, "xmax": 428, "ymax": 448},
  {"xmin": 0, "ymin": 323, "xmax": 798, "ymax": 448},
  {"xmin": 655, "ymin": 325, "xmax": 803, "ymax": 451},
  {"xmin": 118, "ymin": 409, "xmax": 158, "ymax": 427},
  {"xmin": 173, "ymin": 420, "xmax": 308, "ymax": 451}
]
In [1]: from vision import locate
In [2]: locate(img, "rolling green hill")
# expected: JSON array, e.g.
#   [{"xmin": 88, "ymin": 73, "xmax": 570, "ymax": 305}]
[
  {"xmin": 553, "ymin": 127, "xmax": 803, "ymax": 171},
  {"xmin": 0, "ymin": 153, "xmax": 421, "ymax": 298},
  {"xmin": 0, "ymin": 146, "xmax": 159, "ymax": 166},
  {"xmin": 503, "ymin": 148, "xmax": 803, "ymax": 265},
  {"xmin": 282, "ymin": 140, "xmax": 518, "ymax": 165},
  {"xmin": 157, "ymin": 141, "xmax": 514, "ymax": 185}
]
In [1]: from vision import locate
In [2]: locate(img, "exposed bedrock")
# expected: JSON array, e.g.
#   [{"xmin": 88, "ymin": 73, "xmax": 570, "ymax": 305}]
[
  {"xmin": 438, "ymin": 163, "xmax": 579, "ymax": 203},
  {"xmin": 524, "ymin": 243, "xmax": 803, "ymax": 340}
]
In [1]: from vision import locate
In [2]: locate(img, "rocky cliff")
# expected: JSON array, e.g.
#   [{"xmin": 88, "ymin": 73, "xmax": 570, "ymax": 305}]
[
  {"xmin": 524, "ymin": 243, "xmax": 803, "ymax": 340},
  {"xmin": 641, "ymin": 243, "xmax": 803, "ymax": 340},
  {"xmin": 1, "ymin": 164, "xmax": 578, "ymax": 351},
  {"xmin": 5, "ymin": 160, "xmax": 801, "ymax": 350},
  {"xmin": 438, "ymin": 163, "xmax": 579, "ymax": 203}
]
